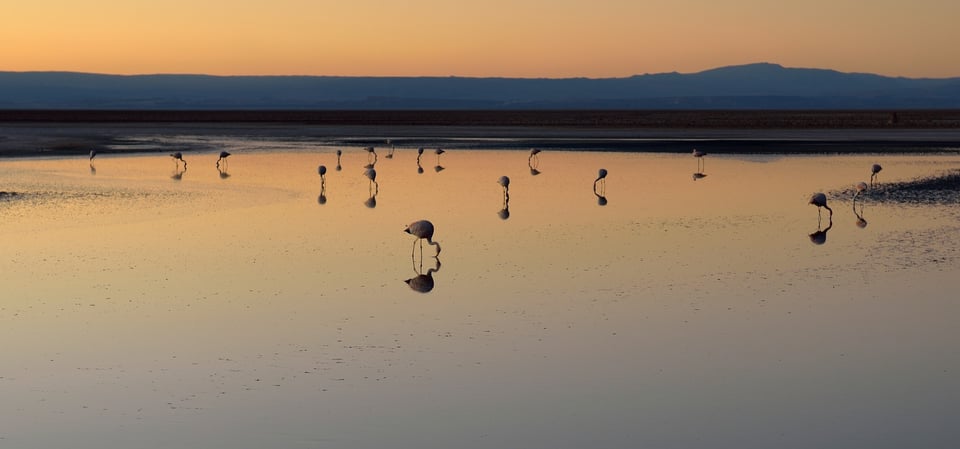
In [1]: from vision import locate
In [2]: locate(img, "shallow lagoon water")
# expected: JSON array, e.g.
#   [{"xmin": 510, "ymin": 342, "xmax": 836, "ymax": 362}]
[{"xmin": 2, "ymin": 146, "xmax": 960, "ymax": 448}]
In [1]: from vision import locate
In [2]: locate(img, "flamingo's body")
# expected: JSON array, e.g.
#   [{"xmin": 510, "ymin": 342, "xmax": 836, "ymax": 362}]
[
  {"xmin": 89, "ymin": 149, "xmax": 97, "ymax": 161},
  {"xmin": 171, "ymin": 152, "xmax": 187, "ymax": 167}
]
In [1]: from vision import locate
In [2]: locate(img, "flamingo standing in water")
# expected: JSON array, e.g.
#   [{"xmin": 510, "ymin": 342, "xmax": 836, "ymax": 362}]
[
  {"xmin": 405, "ymin": 220, "xmax": 441, "ymax": 255},
  {"xmin": 594, "ymin": 168, "xmax": 607, "ymax": 193},
  {"xmin": 693, "ymin": 148, "xmax": 706, "ymax": 172},
  {"xmin": 365, "ymin": 147, "xmax": 377, "ymax": 164},
  {"xmin": 171, "ymin": 152, "xmax": 187, "ymax": 167},
  {"xmin": 870, "ymin": 163, "xmax": 883, "ymax": 186},
  {"xmin": 528, "ymin": 148, "xmax": 541, "ymax": 164},
  {"xmin": 498, "ymin": 176, "xmax": 510, "ymax": 199},
  {"xmin": 809, "ymin": 192, "xmax": 833, "ymax": 223},
  {"xmin": 318, "ymin": 164, "xmax": 327, "ymax": 185},
  {"xmin": 435, "ymin": 148, "xmax": 445, "ymax": 165},
  {"xmin": 217, "ymin": 151, "xmax": 231, "ymax": 168},
  {"xmin": 89, "ymin": 149, "xmax": 97, "ymax": 161},
  {"xmin": 336, "ymin": 149, "xmax": 343, "ymax": 171}
]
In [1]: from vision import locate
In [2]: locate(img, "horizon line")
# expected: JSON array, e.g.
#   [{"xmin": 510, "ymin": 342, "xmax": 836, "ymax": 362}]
[{"xmin": 4, "ymin": 62, "xmax": 958, "ymax": 81}]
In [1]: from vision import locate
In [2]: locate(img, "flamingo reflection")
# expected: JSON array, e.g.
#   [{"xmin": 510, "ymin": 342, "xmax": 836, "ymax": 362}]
[
  {"xmin": 594, "ymin": 190, "xmax": 608, "ymax": 206},
  {"xmin": 406, "ymin": 255, "xmax": 441, "ymax": 293},
  {"xmin": 218, "ymin": 165, "xmax": 230, "ymax": 179},
  {"xmin": 385, "ymin": 139, "xmax": 395, "ymax": 159},
  {"xmin": 416, "ymin": 148, "xmax": 425, "ymax": 174},
  {"xmin": 809, "ymin": 215, "xmax": 833, "ymax": 245},
  {"xmin": 692, "ymin": 172, "xmax": 707, "ymax": 181},
  {"xmin": 171, "ymin": 164, "xmax": 187, "ymax": 181}
]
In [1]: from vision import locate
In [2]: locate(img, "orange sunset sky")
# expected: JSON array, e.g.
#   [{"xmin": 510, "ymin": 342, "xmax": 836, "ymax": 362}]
[{"xmin": 2, "ymin": 0, "xmax": 958, "ymax": 78}]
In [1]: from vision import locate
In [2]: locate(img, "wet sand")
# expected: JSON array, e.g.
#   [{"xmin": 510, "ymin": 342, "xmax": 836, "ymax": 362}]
[{"xmin": 2, "ymin": 110, "xmax": 960, "ymax": 157}]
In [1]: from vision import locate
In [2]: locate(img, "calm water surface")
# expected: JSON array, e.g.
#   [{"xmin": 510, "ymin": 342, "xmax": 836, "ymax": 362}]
[{"xmin": 1, "ymin": 145, "xmax": 959, "ymax": 449}]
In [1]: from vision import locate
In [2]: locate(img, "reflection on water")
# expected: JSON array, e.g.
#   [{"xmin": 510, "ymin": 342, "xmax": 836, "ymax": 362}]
[
  {"xmin": 2, "ymin": 148, "xmax": 960, "ymax": 449},
  {"xmin": 808, "ymin": 216, "xmax": 833, "ymax": 245},
  {"xmin": 406, "ymin": 254, "xmax": 441, "ymax": 293},
  {"xmin": 170, "ymin": 164, "xmax": 187, "ymax": 181}
]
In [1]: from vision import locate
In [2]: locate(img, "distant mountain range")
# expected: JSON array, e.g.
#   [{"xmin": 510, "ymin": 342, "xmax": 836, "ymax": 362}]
[{"xmin": 2, "ymin": 63, "xmax": 959, "ymax": 109}]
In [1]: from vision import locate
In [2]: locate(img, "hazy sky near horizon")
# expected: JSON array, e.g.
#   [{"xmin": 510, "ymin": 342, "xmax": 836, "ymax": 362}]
[{"xmin": 2, "ymin": 0, "xmax": 958, "ymax": 78}]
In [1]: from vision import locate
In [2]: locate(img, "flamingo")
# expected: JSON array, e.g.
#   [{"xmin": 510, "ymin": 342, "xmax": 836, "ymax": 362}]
[
  {"xmin": 89, "ymin": 149, "xmax": 97, "ymax": 161},
  {"xmin": 809, "ymin": 192, "xmax": 833, "ymax": 224},
  {"xmin": 217, "ymin": 151, "xmax": 231, "ymax": 168},
  {"xmin": 405, "ymin": 220, "xmax": 441, "ymax": 255},
  {"xmin": 336, "ymin": 149, "xmax": 343, "ymax": 171},
  {"xmin": 435, "ymin": 148, "xmax": 445, "ymax": 165},
  {"xmin": 693, "ymin": 148, "xmax": 705, "ymax": 172},
  {"xmin": 386, "ymin": 139, "xmax": 395, "ymax": 159},
  {"xmin": 870, "ymin": 163, "xmax": 882, "ymax": 186},
  {"xmin": 365, "ymin": 146, "xmax": 377, "ymax": 164},
  {"xmin": 529, "ymin": 148, "xmax": 541, "ymax": 164},
  {"xmin": 318, "ymin": 165, "xmax": 327, "ymax": 187},
  {"xmin": 364, "ymin": 167, "xmax": 378, "ymax": 196},
  {"xmin": 594, "ymin": 168, "xmax": 607, "ymax": 195},
  {"xmin": 171, "ymin": 152, "xmax": 187, "ymax": 167},
  {"xmin": 498, "ymin": 175, "xmax": 510, "ymax": 198}
]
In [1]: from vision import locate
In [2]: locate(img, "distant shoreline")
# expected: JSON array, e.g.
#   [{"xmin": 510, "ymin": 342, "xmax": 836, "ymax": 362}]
[
  {"xmin": 4, "ymin": 109, "xmax": 960, "ymax": 128},
  {"xmin": 2, "ymin": 110, "xmax": 960, "ymax": 157}
]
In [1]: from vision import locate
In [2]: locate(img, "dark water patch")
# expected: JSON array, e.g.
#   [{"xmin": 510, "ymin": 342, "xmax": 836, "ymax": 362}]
[{"xmin": 833, "ymin": 169, "xmax": 960, "ymax": 205}]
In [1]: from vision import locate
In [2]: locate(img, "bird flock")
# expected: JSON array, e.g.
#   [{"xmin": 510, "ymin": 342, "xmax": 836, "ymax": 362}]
[
  {"xmin": 77, "ymin": 144, "xmax": 879, "ymax": 283},
  {"xmin": 808, "ymin": 162, "xmax": 882, "ymax": 244}
]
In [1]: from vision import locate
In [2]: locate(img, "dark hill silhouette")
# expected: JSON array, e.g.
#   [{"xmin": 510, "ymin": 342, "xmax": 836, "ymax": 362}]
[{"xmin": 1, "ymin": 63, "xmax": 958, "ymax": 109}]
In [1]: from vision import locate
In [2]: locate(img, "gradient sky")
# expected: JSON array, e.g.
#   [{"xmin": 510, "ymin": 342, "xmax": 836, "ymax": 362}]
[{"xmin": 2, "ymin": 0, "xmax": 958, "ymax": 78}]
